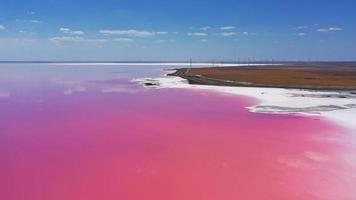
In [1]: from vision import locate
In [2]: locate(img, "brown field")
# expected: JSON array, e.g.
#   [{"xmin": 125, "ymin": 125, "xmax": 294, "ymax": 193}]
[{"xmin": 169, "ymin": 64, "xmax": 356, "ymax": 90}]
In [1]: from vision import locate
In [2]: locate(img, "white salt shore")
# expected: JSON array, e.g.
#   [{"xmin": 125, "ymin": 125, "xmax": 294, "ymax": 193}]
[{"xmin": 134, "ymin": 76, "xmax": 356, "ymax": 132}]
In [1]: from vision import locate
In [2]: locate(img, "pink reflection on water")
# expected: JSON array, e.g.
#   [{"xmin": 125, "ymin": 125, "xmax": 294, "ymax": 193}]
[{"xmin": 1, "ymin": 69, "xmax": 356, "ymax": 200}]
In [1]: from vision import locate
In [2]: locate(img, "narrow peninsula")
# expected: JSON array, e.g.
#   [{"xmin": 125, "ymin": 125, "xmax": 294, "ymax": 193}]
[{"xmin": 169, "ymin": 63, "xmax": 356, "ymax": 90}]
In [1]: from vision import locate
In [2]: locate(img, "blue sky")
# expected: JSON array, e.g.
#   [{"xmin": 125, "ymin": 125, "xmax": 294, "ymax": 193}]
[{"xmin": 0, "ymin": 0, "xmax": 355, "ymax": 61}]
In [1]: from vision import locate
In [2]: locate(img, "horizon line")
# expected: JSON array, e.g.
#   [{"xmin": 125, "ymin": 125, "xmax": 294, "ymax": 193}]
[{"xmin": 1, "ymin": 60, "xmax": 356, "ymax": 64}]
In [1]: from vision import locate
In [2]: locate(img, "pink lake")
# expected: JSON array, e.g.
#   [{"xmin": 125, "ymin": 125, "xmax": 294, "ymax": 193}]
[{"xmin": 1, "ymin": 64, "xmax": 355, "ymax": 200}]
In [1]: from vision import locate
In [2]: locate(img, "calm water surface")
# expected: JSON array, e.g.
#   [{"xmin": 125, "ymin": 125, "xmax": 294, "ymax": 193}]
[{"xmin": 1, "ymin": 63, "xmax": 355, "ymax": 200}]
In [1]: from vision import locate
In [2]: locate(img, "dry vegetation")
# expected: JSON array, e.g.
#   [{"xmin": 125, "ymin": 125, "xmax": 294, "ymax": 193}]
[{"xmin": 171, "ymin": 64, "xmax": 356, "ymax": 90}]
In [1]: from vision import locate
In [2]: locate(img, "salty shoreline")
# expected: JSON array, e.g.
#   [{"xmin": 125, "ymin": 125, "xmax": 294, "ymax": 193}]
[{"xmin": 134, "ymin": 65, "xmax": 356, "ymax": 132}]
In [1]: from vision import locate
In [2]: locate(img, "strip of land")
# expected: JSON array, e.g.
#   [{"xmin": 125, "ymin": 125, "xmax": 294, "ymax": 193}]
[{"xmin": 168, "ymin": 63, "xmax": 356, "ymax": 90}]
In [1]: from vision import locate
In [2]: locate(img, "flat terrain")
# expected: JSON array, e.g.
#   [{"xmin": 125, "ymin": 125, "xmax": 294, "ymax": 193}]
[{"xmin": 169, "ymin": 63, "xmax": 356, "ymax": 90}]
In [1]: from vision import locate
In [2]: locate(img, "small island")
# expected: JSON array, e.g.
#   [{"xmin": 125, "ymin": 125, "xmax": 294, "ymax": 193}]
[{"xmin": 169, "ymin": 62, "xmax": 356, "ymax": 90}]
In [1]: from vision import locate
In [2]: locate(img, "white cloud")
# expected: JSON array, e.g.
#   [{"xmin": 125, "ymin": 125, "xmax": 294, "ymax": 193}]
[
  {"xmin": 298, "ymin": 33, "xmax": 306, "ymax": 36},
  {"xmin": 60, "ymin": 27, "xmax": 85, "ymax": 35},
  {"xmin": 0, "ymin": 25, "xmax": 5, "ymax": 31},
  {"xmin": 156, "ymin": 31, "xmax": 168, "ymax": 35},
  {"xmin": 296, "ymin": 26, "xmax": 308, "ymax": 30},
  {"xmin": 112, "ymin": 38, "xmax": 133, "ymax": 42},
  {"xmin": 16, "ymin": 19, "xmax": 42, "ymax": 23},
  {"xmin": 29, "ymin": 20, "xmax": 41, "ymax": 23},
  {"xmin": 155, "ymin": 39, "xmax": 175, "ymax": 43},
  {"xmin": 220, "ymin": 32, "xmax": 236, "ymax": 37},
  {"xmin": 317, "ymin": 27, "xmax": 343, "ymax": 32},
  {"xmin": 187, "ymin": 32, "xmax": 207, "ymax": 36},
  {"xmin": 59, "ymin": 28, "xmax": 70, "ymax": 32},
  {"xmin": 329, "ymin": 27, "xmax": 343, "ymax": 31},
  {"xmin": 99, "ymin": 29, "xmax": 155, "ymax": 37},
  {"xmin": 220, "ymin": 26, "xmax": 235, "ymax": 30},
  {"xmin": 200, "ymin": 39, "xmax": 208, "ymax": 42},
  {"xmin": 50, "ymin": 36, "xmax": 84, "ymax": 43},
  {"xmin": 49, "ymin": 36, "xmax": 109, "ymax": 44},
  {"xmin": 200, "ymin": 26, "xmax": 211, "ymax": 31},
  {"xmin": 242, "ymin": 31, "xmax": 256, "ymax": 36},
  {"xmin": 19, "ymin": 30, "xmax": 37, "ymax": 35},
  {"xmin": 27, "ymin": 11, "xmax": 36, "ymax": 15}
]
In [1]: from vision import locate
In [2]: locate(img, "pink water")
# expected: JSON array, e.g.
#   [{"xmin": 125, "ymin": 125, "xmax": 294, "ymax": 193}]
[{"xmin": 1, "ymin": 64, "xmax": 355, "ymax": 200}]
